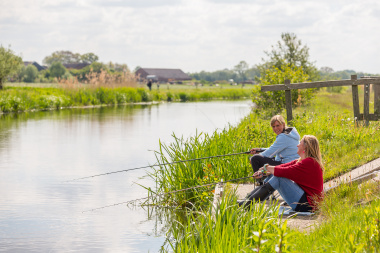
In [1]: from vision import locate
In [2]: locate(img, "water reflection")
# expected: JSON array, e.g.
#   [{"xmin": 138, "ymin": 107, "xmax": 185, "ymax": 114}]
[{"xmin": 0, "ymin": 101, "xmax": 252, "ymax": 252}]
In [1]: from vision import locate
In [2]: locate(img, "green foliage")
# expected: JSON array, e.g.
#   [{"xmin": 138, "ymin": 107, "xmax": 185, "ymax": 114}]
[
  {"xmin": 291, "ymin": 181, "xmax": 380, "ymax": 252},
  {"xmin": 150, "ymin": 89, "xmax": 380, "ymax": 251},
  {"xmin": 81, "ymin": 52, "xmax": 99, "ymax": 64},
  {"xmin": 234, "ymin": 60, "xmax": 249, "ymax": 82},
  {"xmin": 43, "ymin": 50, "xmax": 99, "ymax": 66},
  {"xmin": 166, "ymin": 194, "xmax": 294, "ymax": 252},
  {"xmin": 0, "ymin": 45, "xmax": 23, "ymax": 87},
  {"xmin": 23, "ymin": 64, "xmax": 38, "ymax": 83},
  {"xmin": 49, "ymin": 62, "xmax": 67, "ymax": 78},
  {"xmin": 258, "ymin": 32, "xmax": 319, "ymax": 81},
  {"xmin": 0, "ymin": 85, "xmax": 252, "ymax": 113},
  {"xmin": 190, "ymin": 63, "xmax": 260, "ymax": 83},
  {"xmin": 252, "ymin": 63, "xmax": 314, "ymax": 117}
]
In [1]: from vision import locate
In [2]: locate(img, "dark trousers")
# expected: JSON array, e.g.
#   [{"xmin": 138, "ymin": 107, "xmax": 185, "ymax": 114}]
[{"xmin": 250, "ymin": 154, "xmax": 282, "ymax": 173}]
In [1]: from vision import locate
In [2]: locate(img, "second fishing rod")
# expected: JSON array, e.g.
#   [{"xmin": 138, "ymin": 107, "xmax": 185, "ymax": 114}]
[{"xmin": 69, "ymin": 149, "xmax": 265, "ymax": 181}]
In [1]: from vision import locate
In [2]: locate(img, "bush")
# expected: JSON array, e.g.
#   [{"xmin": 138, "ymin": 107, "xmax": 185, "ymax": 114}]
[
  {"xmin": 23, "ymin": 65, "xmax": 38, "ymax": 83},
  {"xmin": 252, "ymin": 63, "xmax": 315, "ymax": 117}
]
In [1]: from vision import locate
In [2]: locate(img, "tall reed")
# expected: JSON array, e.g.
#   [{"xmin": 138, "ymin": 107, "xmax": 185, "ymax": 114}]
[{"xmin": 165, "ymin": 193, "xmax": 296, "ymax": 253}]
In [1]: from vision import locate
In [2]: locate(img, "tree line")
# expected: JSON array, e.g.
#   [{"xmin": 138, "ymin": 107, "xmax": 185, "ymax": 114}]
[
  {"xmin": 0, "ymin": 49, "xmax": 131, "ymax": 87},
  {"xmin": 0, "ymin": 33, "xmax": 378, "ymax": 91}
]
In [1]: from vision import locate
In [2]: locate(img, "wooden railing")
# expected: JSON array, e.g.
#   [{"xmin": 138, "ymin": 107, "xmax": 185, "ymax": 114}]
[{"xmin": 261, "ymin": 75, "xmax": 380, "ymax": 125}]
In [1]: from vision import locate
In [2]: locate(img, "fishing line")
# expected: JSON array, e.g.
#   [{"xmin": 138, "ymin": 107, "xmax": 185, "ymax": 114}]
[
  {"xmin": 82, "ymin": 176, "xmax": 254, "ymax": 213},
  {"xmin": 68, "ymin": 150, "xmax": 264, "ymax": 181}
]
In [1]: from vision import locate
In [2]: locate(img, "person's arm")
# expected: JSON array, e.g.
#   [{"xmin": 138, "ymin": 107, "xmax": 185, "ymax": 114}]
[
  {"xmin": 260, "ymin": 134, "xmax": 288, "ymax": 158},
  {"xmin": 249, "ymin": 148, "xmax": 267, "ymax": 154},
  {"xmin": 252, "ymin": 164, "xmax": 275, "ymax": 178}
]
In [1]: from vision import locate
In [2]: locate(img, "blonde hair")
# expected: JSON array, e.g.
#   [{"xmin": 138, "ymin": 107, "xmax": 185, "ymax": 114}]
[
  {"xmin": 302, "ymin": 135, "xmax": 324, "ymax": 172},
  {"xmin": 270, "ymin": 115, "xmax": 286, "ymax": 128}
]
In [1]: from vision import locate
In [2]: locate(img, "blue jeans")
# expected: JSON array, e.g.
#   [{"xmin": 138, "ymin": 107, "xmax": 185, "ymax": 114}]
[{"xmin": 266, "ymin": 175, "xmax": 305, "ymax": 210}]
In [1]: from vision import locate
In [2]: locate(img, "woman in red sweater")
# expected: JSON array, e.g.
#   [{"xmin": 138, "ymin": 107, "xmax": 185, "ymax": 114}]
[{"xmin": 239, "ymin": 135, "xmax": 324, "ymax": 212}]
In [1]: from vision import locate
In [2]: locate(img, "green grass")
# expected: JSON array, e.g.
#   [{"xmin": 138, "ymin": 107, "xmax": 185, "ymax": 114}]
[
  {"xmin": 0, "ymin": 84, "xmax": 252, "ymax": 113},
  {"xmin": 148, "ymin": 88, "xmax": 380, "ymax": 252},
  {"xmin": 150, "ymin": 88, "xmax": 380, "ymax": 207},
  {"xmin": 167, "ymin": 194, "xmax": 295, "ymax": 253},
  {"xmin": 290, "ymin": 180, "xmax": 380, "ymax": 252}
]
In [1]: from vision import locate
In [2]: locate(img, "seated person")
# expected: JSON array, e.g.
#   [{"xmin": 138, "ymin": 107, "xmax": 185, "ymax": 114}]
[
  {"xmin": 239, "ymin": 135, "xmax": 324, "ymax": 212},
  {"xmin": 248, "ymin": 115, "xmax": 300, "ymax": 192}
]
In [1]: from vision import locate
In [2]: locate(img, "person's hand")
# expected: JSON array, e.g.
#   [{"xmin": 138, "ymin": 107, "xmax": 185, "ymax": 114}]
[
  {"xmin": 252, "ymin": 170, "xmax": 263, "ymax": 179},
  {"xmin": 250, "ymin": 148, "xmax": 259, "ymax": 155}
]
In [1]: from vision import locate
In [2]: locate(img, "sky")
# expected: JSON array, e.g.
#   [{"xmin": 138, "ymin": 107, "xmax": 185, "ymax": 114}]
[{"xmin": 1, "ymin": 0, "xmax": 379, "ymax": 74}]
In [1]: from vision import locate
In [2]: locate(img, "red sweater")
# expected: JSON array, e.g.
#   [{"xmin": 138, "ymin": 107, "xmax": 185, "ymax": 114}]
[{"xmin": 274, "ymin": 157, "xmax": 323, "ymax": 208}]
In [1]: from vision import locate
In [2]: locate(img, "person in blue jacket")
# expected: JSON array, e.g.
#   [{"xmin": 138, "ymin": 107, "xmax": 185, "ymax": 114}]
[
  {"xmin": 249, "ymin": 115, "xmax": 300, "ymax": 183},
  {"xmin": 238, "ymin": 115, "xmax": 300, "ymax": 206}
]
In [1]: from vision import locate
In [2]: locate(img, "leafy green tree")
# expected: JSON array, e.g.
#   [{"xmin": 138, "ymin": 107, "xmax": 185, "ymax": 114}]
[
  {"xmin": 252, "ymin": 63, "xmax": 314, "ymax": 117},
  {"xmin": 43, "ymin": 51, "xmax": 99, "ymax": 66},
  {"xmin": 49, "ymin": 62, "xmax": 67, "ymax": 78},
  {"xmin": 81, "ymin": 53, "xmax": 99, "ymax": 64},
  {"xmin": 234, "ymin": 60, "xmax": 249, "ymax": 82},
  {"xmin": 43, "ymin": 50, "xmax": 81, "ymax": 66},
  {"xmin": 259, "ymin": 33, "xmax": 319, "ymax": 81},
  {"xmin": 23, "ymin": 64, "xmax": 38, "ymax": 82},
  {"xmin": 0, "ymin": 46, "xmax": 22, "ymax": 89},
  {"xmin": 246, "ymin": 67, "xmax": 260, "ymax": 81}
]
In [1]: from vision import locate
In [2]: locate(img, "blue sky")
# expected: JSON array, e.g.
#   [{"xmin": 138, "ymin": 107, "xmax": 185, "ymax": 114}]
[{"xmin": 1, "ymin": 0, "xmax": 379, "ymax": 73}]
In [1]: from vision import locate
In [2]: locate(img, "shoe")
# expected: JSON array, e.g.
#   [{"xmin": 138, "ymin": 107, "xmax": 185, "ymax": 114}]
[
  {"xmin": 238, "ymin": 183, "xmax": 275, "ymax": 209},
  {"xmin": 238, "ymin": 186, "xmax": 261, "ymax": 207}
]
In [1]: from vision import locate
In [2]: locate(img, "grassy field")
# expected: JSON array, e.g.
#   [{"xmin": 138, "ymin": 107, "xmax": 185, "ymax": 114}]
[
  {"xmin": 148, "ymin": 87, "xmax": 380, "ymax": 252},
  {"xmin": 0, "ymin": 82, "xmax": 253, "ymax": 113}
]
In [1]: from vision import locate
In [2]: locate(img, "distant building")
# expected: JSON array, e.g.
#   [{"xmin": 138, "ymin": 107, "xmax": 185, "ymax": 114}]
[
  {"xmin": 135, "ymin": 68, "xmax": 191, "ymax": 83},
  {"xmin": 23, "ymin": 61, "xmax": 46, "ymax": 71},
  {"xmin": 63, "ymin": 63, "xmax": 90, "ymax": 70}
]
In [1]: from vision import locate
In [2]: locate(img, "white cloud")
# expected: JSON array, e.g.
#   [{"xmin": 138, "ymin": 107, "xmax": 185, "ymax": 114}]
[{"xmin": 1, "ymin": 0, "xmax": 379, "ymax": 73}]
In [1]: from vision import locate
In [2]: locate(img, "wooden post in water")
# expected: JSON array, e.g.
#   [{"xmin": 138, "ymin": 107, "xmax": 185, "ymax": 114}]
[
  {"xmin": 284, "ymin": 79, "xmax": 293, "ymax": 126},
  {"xmin": 351, "ymin": 75, "xmax": 360, "ymax": 121}
]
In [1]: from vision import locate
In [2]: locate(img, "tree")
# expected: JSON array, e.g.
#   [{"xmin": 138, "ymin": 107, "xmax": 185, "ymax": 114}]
[
  {"xmin": 23, "ymin": 64, "xmax": 38, "ymax": 82},
  {"xmin": 43, "ymin": 51, "xmax": 81, "ymax": 66},
  {"xmin": 81, "ymin": 53, "xmax": 99, "ymax": 64},
  {"xmin": 49, "ymin": 62, "xmax": 67, "ymax": 78},
  {"xmin": 43, "ymin": 51, "xmax": 99, "ymax": 66},
  {"xmin": 252, "ymin": 63, "xmax": 314, "ymax": 117},
  {"xmin": 0, "ymin": 45, "xmax": 22, "ymax": 89},
  {"xmin": 233, "ymin": 61, "xmax": 249, "ymax": 82},
  {"xmin": 259, "ymin": 33, "xmax": 319, "ymax": 81}
]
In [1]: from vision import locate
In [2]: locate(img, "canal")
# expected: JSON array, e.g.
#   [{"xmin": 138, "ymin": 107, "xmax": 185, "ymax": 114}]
[{"xmin": 0, "ymin": 100, "xmax": 252, "ymax": 252}]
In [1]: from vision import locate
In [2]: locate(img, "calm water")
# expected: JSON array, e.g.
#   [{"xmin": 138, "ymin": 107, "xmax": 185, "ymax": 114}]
[{"xmin": 0, "ymin": 100, "xmax": 252, "ymax": 252}]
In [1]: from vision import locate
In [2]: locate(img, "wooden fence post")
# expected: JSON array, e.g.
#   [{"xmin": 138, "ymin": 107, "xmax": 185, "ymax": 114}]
[
  {"xmin": 364, "ymin": 83, "xmax": 370, "ymax": 126},
  {"xmin": 284, "ymin": 79, "xmax": 293, "ymax": 125},
  {"xmin": 374, "ymin": 84, "xmax": 380, "ymax": 115},
  {"xmin": 351, "ymin": 75, "xmax": 360, "ymax": 121}
]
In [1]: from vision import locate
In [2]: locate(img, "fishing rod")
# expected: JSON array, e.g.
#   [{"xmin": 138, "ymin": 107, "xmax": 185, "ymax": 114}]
[
  {"xmin": 82, "ymin": 175, "xmax": 255, "ymax": 213},
  {"xmin": 69, "ymin": 149, "xmax": 265, "ymax": 181}
]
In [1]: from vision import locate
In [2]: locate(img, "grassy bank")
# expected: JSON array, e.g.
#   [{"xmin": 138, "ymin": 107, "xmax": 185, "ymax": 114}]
[
  {"xmin": 0, "ymin": 84, "xmax": 252, "ymax": 113},
  {"xmin": 149, "ymin": 88, "xmax": 380, "ymax": 252}
]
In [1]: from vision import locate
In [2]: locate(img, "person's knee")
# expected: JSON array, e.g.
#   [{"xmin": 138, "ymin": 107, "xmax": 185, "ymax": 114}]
[{"xmin": 250, "ymin": 154, "xmax": 262, "ymax": 163}]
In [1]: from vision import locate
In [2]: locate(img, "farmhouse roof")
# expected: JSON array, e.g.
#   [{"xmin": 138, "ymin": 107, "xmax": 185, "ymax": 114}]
[
  {"xmin": 63, "ymin": 63, "xmax": 90, "ymax": 70},
  {"xmin": 23, "ymin": 61, "xmax": 46, "ymax": 71},
  {"xmin": 136, "ymin": 68, "xmax": 191, "ymax": 81}
]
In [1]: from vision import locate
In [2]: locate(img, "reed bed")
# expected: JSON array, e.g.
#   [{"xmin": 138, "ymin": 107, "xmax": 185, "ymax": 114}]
[
  {"xmin": 0, "ymin": 80, "xmax": 252, "ymax": 113},
  {"xmin": 166, "ymin": 194, "xmax": 295, "ymax": 252},
  {"xmin": 58, "ymin": 69, "xmax": 138, "ymax": 89}
]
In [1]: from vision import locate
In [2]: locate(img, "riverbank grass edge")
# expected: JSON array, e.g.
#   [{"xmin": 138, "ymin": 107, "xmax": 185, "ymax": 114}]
[{"xmin": 150, "ymin": 89, "xmax": 380, "ymax": 252}]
